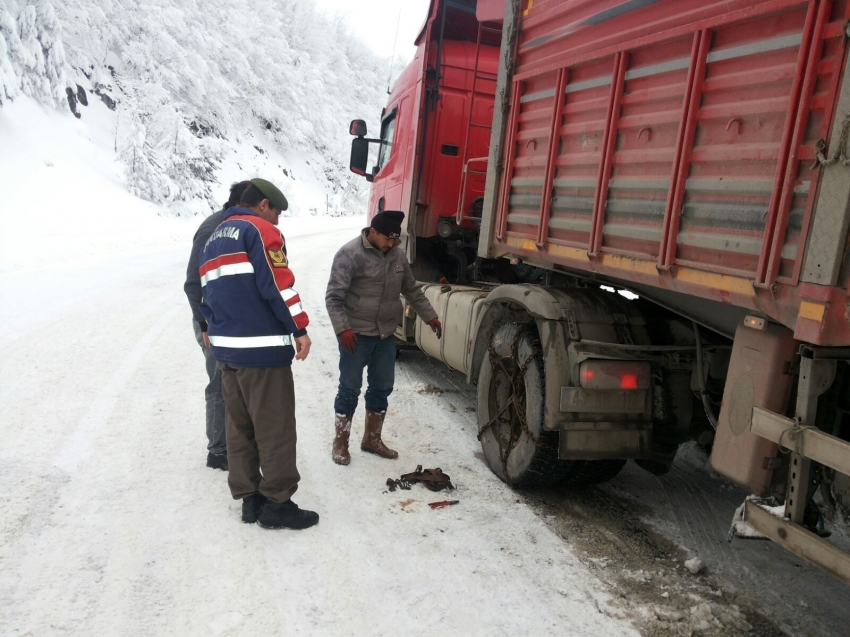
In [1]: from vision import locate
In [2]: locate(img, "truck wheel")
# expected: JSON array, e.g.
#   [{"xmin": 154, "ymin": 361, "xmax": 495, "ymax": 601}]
[
  {"xmin": 475, "ymin": 323, "xmax": 567, "ymax": 485},
  {"xmin": 477, "ymin": 322, "xmax": 627, "ymax": 486}
]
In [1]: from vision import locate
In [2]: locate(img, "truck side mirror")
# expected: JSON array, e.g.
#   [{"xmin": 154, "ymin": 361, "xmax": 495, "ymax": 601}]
[
  {"xmin": 349, "ymin": 119, "xmax": 367, "ymax": 137},
  {"xmin": 350, "ymin": 137, "xmax": 371, "ymax": 179}
]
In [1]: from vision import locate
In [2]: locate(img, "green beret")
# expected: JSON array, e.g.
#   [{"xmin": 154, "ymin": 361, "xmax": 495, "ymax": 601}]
[{"xmin": 250, "ymin": 178, "xmax": 288, "ymax": 211}]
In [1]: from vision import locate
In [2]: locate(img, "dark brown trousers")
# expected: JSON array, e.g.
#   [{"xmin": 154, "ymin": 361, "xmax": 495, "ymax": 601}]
[{"xmin": 219, "ymin": 364, "xmax": 300, "ymax": 504}]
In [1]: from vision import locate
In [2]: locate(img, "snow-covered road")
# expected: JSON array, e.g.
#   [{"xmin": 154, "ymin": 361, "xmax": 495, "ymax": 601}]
[{"xmin": 0, "ymin": 223, "xmax": 637, "ymax": 636}]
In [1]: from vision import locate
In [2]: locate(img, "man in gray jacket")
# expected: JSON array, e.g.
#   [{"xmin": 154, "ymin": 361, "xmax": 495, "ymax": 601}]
[{"xmin": 325, "ymin": 211, "xmax": 441, "ymax": 465}]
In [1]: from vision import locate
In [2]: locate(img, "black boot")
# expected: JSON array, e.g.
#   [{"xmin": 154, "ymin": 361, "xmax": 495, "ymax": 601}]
[
  {"xmin": 206, "ymin": 451, "xmax": 228, "ymax": 471},
  {"xmin": 257, "ymin": 500, "xmax": 319, "ymax": 530},
  {"xmin": 242, "ymin": 493, "xmax": 266, "ymax": 523}
]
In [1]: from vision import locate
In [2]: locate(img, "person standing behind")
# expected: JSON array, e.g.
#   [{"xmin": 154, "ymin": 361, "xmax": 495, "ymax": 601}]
[
  {"xmin": 325, "ymin": 210, "xmax": 441, "ymax": 466},
  {"xmin": 184, "ymin": 180, "xmax": 251, "ymax": 471},
  {"xmin": 199, "ymin": 178, "xmax": 318, "ymax": 530}
]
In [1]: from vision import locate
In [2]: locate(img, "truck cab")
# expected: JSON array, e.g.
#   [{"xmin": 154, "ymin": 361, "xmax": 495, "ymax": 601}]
[{"xmin": 349, "ymin": 0, "xmax": 501, "ymax": 282}]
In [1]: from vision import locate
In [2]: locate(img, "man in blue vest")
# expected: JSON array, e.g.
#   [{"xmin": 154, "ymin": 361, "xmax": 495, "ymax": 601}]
[
  {"xmin": 200, "ymin": 178, "xmax": 318, "ymax": 530},
  {"xmin": 184, "ymin": 181, "xmax": 251, "ymax": 471}
]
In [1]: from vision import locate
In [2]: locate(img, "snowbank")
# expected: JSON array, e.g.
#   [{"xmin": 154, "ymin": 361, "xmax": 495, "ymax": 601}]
[
  {"xmin": 0, "ymin": 96, "xmax": 189, "ymax": 274},
  {"xmin": 0, "ymin": 96, "xmax": 366, "ymax": 276}
]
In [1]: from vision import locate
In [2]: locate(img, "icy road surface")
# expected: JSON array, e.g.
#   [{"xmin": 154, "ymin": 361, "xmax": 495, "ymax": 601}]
[{"xmin": 0, "ymin": 222, "xmax": 637, "ymax": 637}]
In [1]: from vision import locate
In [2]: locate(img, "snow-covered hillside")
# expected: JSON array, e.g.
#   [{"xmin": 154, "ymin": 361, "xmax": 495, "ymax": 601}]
[{"xmin": 0, "ymin": 0, "xmax": 395, "ymax": 216}]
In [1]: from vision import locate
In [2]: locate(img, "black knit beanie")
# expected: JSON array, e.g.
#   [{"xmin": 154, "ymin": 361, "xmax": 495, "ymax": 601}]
[{"xmin": 371, "ymin": 210, "xmax": 405, "ymax": 239}]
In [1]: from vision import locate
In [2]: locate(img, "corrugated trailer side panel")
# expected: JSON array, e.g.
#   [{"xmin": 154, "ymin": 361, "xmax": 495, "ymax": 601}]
[
  {"xmin": 675, "ymin": 6, "xmax": 816, "ymax": 280},
  {"xmin": 488, "ymin": 0, "xmax": 850, "ymax": 345}
]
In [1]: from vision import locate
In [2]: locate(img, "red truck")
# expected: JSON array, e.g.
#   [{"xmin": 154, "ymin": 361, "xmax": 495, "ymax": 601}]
[{"xmin": 348, "ymin": 0, "xmax": 850, "ymax": 582}]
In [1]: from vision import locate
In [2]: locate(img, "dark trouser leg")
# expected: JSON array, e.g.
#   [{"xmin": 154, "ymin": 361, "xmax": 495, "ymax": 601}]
[
  {"xmin": 334, "ymin": 336, "xmax": 370, "ymax": 418},
  {"xmin": 239, "ymin": 366, "xmax": 300, "ymax": 504},
  {"xmin": 204, "ymin": 352, "xmax": 227, "ymax": 454},
  {"xmin": 194, "ymin": 321, "xmax": 226, "ymax": 454},
  {"xmin": 220, "ymin": 363, "xmax": 261, "ymax": 500},
  {"xmin": 364, "ymin": 336, "xmax": 396, "ymax": 413}
]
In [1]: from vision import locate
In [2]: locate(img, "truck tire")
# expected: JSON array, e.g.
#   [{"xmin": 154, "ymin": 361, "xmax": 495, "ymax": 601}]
[
  {"xmin": 477, "ymin": 323, "xmax": 626, "ymax": 486},
  {"xmin": 477, "ymin": 323, "xmax": 566, "ymax": 485}
]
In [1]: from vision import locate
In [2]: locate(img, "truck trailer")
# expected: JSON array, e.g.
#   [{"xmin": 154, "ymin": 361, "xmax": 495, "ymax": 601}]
[{"xmin": 348, "ymin": 0, "xmax": 850, "ymax": 583}]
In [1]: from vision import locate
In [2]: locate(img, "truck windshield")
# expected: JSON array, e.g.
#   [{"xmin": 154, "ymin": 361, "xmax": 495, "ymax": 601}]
[{"xmin": 376, "ymin": 110, "xmax": 397, "ymax": 172}]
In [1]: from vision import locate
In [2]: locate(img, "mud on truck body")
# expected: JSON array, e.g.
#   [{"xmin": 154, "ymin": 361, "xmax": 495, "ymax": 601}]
[{"xmin": 348, "ymin": 0, "xmax": 850, "ymax": 583}]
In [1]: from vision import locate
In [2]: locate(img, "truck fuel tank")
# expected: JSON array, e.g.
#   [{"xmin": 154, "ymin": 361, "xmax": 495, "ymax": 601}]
[{"xmin": 414, "ymin": 284, "xmax": 491, "ymax": 376}]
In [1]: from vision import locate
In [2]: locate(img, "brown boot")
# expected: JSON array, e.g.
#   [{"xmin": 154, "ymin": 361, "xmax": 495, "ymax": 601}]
[
  {"xmin": 361, "ymin": 410, "xmax": 398, "ymax": 459},
  {"xmin": 332, "ymin": 413, "xmax": 351, "ymax": 465}
]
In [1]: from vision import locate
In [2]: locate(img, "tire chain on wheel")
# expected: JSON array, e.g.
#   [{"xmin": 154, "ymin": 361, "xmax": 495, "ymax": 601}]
[
  {"xmin": 478, "ymin": 322, "xmax": 627, "ymax": 487},
  {"xmin": 478, "ymin": 322, "xmax": 577, "ymax": 486},
  {"xmin": 478, "ymin": 322, "xmax": 538, "ymax": 485}
]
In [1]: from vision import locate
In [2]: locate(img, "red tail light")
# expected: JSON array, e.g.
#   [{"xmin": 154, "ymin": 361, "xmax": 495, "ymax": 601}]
[
  {"xmin": 579, "ymin": 361, "xmax": 650, "ymax": 390},
  {"xmin": 620, "ymin": 374, "xmax": 638, "ymax": 389}
]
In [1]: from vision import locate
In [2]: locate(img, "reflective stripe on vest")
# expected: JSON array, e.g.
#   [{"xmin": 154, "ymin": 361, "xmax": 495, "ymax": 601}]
[
  {"xmin": 201, "ymin": 262, "xmax": 255, "ymax": 286},
  {"xmin": 209, "ymin": 334, "xmax": 292, "ymax": 348}
]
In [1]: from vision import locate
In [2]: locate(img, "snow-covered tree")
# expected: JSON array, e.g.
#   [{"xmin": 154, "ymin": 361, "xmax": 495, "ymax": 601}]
[
  {"xmin": 120, "ymin": 113, "xmax": 173, "ymax": 203},
  {"xmin": 0, "ymin": 0, "xmax": 67, "ymax": 106},
  {"xmin": 15, "ymin": 5, "xmax": 46, "ymax": 99},
  {"xmin": 11, "ymin": 1, "xmax": 66, "ymax": 105},
  {"xmin": 0, "ymin": 9, "xmax": 19, "ymax": 104},
  {"xmin": 33, "ymin": 0, "xmax": 66, "ymax": 104},
  {"xmin": 1, "ymin": 0, "xmax": 403, "ymax": 213}
]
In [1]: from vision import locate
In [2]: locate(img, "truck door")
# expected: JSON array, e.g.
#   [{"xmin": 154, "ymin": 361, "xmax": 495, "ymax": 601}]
[{"xmin": 367, "ymin": 107, "xmax": 399, "ymax": 218}]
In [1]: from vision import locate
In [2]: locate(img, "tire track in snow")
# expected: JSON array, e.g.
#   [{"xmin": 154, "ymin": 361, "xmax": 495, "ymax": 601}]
[
  {"xmin": 1, "ymin": 271, "xmax": 190, "ymax": 635},
  {"xmin": 54, "ymin": 291, "xmax": 182, "ymax": 474}
]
